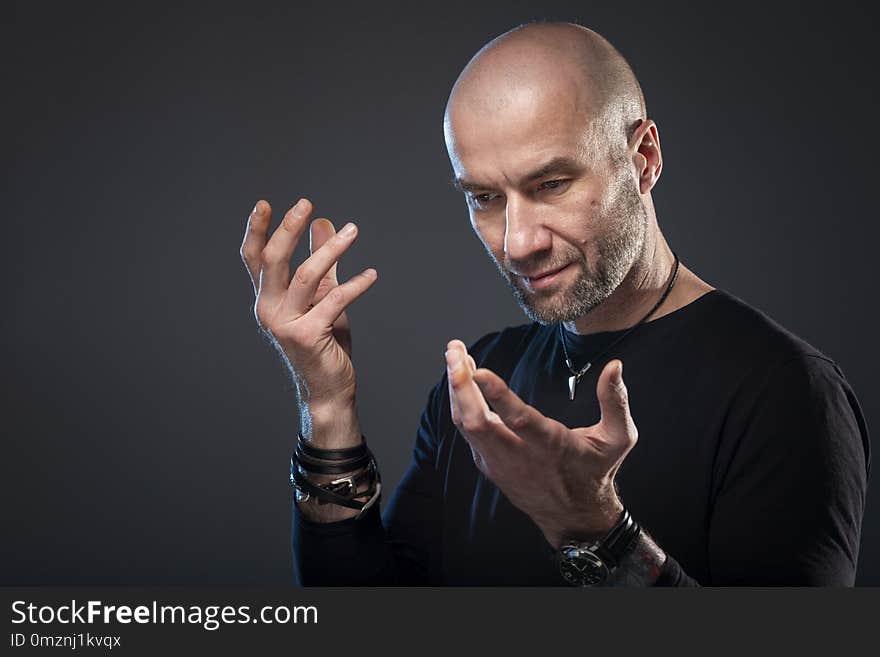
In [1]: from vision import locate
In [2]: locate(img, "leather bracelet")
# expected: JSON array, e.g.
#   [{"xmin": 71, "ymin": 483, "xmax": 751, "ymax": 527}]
[
  {"xmin": 593, "ymin": 509, "xmax": 641, "ymax": 568},
  {"xmin": 294, "ymin": 446, "xmax": 372, "ymax": 474},
  {"xmin": 294, "ymin": 459, "xmax": 376, "ymax": 498},
  {"xmin": 290, "ymin": 458, "xmax": 382, "ymax": 518},
  {"xmin": 297, "ymin": 433, "xmax": 367, "ymax": 461},
  {"xmin": 291, "ymin": 465, "xmax": 372, "ymax": 509}
]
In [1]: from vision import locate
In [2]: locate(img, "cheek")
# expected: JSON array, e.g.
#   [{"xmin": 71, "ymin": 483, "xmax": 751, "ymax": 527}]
[
  {"xmin": 556, "ymin": 195, "xmax": 602, "ymax": 248},
  {"xmin": 470, "ymin": 212, "xmax": 506, "ymax": 258}
]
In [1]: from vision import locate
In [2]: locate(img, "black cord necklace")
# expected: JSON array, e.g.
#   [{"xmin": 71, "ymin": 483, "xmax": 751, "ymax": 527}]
[{"xmin": 559, "ymin": 253, "xmax": 680, "ymax": 401}]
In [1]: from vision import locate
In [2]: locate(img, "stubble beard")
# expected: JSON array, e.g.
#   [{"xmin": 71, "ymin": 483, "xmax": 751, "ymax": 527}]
[{"xmin": 498, "ymin": 172, "xmax": 648, "ymax": 325}]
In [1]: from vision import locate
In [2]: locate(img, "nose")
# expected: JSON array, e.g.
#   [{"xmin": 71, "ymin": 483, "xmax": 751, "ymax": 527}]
[{"xmin": 504, "ymin": 195, "xmax": 553, "ymax": 263}]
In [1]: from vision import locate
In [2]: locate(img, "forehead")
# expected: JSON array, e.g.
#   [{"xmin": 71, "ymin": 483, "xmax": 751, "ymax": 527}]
[{"xmin": 445, "ymin": 82, "xmax": 597, "ymax": 186}]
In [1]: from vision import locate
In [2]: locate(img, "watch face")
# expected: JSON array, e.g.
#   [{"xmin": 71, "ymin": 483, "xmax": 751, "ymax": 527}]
[{"xmin": 559, "ymin": 546, "xmax": 609, "ymax": 586}]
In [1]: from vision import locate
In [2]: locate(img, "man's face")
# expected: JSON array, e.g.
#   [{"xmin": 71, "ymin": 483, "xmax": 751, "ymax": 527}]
[{"xmin": 445, "ymin": 85, "xmax": 647, "ymax": 325}]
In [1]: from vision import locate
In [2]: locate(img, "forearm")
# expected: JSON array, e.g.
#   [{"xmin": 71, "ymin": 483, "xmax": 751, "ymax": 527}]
[
  {"xmin": 293, "ymin": 486, "xmax": 436, "ymax": 586},
  {"xmin": 293, "ymin": 377, "xmax": 449, "ymax": 586},
  {"xmin": 605, "ymin": 530, "xmax": 700, "ymax": 587},
  {"xmin": 291, "ymin": 409, "xmax": 393, "ymax": 582},
  {"xmin": 293, "ymin": 450, "xmax": 440, "ymax": 586},
  {"xmin": 293, "ymin": 501, "xmax": 398, "ymax": 585}
]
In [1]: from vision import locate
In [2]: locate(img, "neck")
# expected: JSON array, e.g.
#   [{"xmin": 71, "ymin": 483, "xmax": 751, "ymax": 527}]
[{"xmin": 563, "ymin": 230, "xmax": 677, "ymax": 336}]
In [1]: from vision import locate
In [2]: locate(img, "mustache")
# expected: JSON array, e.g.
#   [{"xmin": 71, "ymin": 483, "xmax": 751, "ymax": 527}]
[{"xmin": 503, "ymin": 252, "xmax": 584, "ymax": 278}]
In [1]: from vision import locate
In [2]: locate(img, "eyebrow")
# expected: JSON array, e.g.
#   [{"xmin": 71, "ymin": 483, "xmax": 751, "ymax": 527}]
[{"xmin": 450, "ymin": 156, "xmax": 585, "ymax": 193}]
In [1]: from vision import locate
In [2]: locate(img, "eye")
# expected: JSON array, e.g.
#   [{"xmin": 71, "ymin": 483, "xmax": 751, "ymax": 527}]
[
  {"xmin": 539, "ymin": 179, "xmax": 569, "ymax": 191},
  {"xmin": 468, "ymin": 192, "xmax": 500, "ymax": 210}
]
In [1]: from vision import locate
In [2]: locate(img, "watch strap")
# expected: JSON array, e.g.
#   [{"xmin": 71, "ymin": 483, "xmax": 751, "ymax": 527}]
[{"xmin": 557, "ymin": 507, "xmax": 642, "ymax": 586}]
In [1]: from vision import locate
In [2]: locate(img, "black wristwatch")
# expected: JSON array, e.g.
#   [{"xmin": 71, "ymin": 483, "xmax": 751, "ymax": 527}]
[{"xmin": 557, "ymin": 508, "xmax": 641, "ymax": 586}]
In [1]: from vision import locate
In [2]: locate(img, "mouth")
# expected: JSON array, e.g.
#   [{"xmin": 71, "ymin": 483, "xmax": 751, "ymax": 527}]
[{"xmin": 521, "ymin": 263, "xmax": 572, "ymax": 291}]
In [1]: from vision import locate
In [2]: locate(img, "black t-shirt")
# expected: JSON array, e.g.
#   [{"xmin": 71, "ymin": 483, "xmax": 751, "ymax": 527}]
[{"xmin": 292, "ymin": 289, "xmax": 871, "ymax": 585}]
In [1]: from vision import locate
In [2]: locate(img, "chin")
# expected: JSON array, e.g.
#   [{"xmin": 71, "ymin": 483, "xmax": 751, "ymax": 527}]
[
  {"xmin": 514, "ymin": 278, "xmax": 609, "ymax": 325},
  {"xmin": 518, "ymin": 291, "xmax": 576, "ymax": 325}
]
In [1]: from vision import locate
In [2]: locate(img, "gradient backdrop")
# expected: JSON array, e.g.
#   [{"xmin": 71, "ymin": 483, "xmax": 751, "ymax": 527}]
[{"xmin": 3, "ymin": 1, "xmax": 877, "ymax": 584}]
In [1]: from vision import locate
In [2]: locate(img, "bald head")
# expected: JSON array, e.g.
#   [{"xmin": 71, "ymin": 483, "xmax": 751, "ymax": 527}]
[
  {"xmin": 442, "ymin": 22, "xmax": 662, "ymax": 327},
  {"xmin": 445, "ymin": 22, "xmax": 646, "ymax": 163}
]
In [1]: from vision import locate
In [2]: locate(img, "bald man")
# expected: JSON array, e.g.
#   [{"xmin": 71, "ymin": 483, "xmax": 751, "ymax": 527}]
[{"xmin": 242, "ymin": 22, "xmax": 869, "ymax": 585}]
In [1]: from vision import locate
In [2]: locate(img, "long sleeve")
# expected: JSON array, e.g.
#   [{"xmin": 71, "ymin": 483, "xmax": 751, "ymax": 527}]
[
  {"xmin": 292, "ymin": 378, "xmax": 445, "ymax": 586},
  {"xmin": 653, "ymin": 553, "xmax": 701, "ymax": 586},
  {"xmin": 659, "ymin": 354, "xmax": 870, "ymax": 586}
]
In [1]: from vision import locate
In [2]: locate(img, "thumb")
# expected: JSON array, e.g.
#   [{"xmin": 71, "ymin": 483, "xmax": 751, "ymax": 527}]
[{"xmin": 596, "ymin": 360, "xmax": 637, "ymax": 446}]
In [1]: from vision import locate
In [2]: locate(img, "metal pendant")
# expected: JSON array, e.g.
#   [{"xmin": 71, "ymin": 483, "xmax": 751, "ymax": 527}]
[
  {"xmin": 565, "ymin": 356, "xmax": 593, "ymax": 401},
  {"xmin": 568, "ymin": 374, "xmax": 578, "ymax": 401},
  {"xmin": 567, "ymin": 362, "xmax": 591, "ymax": 401}
]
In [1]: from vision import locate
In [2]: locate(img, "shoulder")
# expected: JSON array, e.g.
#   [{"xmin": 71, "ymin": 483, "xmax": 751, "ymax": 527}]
[
  {"xmin": 675, "ymin": 290, "xmax": 851, "ymax": 401},
  {"xmin": 747, "ymin": 353, "xmax": 864, "ymax": 439},
  {"xmin": 664, "ymin": 289, "xmax": 870, "ymax": 474},
  {"xmin": 690, "ymin": 289, "xmax": 829, "ymax": 366},
  {"xmin": 696, "ymin": 289, "xmax": 862, "ymax": 427},
  {"xmin": 705, "ymin": 293, "xmax": 872, "ymax": 480}
]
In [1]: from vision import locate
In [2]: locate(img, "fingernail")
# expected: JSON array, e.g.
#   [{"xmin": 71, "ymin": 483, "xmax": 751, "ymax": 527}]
[
  {"xmin": 293, "ymin": 198, "xmax": 308, "ymax": 216},
  {"xmin": 340, "ymin": 222, "xmax": 357, "ymax": 237},
  {"xmin": 614, "ymin": 361, "xmax": 624, "ymax": 383}
]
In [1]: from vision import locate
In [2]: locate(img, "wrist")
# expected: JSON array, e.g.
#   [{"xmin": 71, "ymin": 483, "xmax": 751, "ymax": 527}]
[
  {"xmin": 295, "ymin": 469, "xmax": 376, "ymax": 523},
  {"xmin": 556, "ymin": 507, "xmax": 642, "ymax": 586},
  {"xmin": 301, "ymin": 402, "xmax": 362, "ymax": 447},
  {"xmin": 546, "ymin": 487, "xmax": 624, "ymax": 549},
  {"xmin": 291, "ymin": 440, "xmax": 380, "ymax": 523}
]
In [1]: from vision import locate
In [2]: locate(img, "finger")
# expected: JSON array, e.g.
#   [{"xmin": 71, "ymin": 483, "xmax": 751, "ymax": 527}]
[
  {"xmin": 445, "ymin": 340, "xmax": 487, "ymax": 427},
  {"xmin": 282, "ymin": 221, "xmax": 360, "ymax": 315},
  {"xmin": 258, "ymin": 198, "xmax": 312, "ymax": 303},
  {"xmin": 302, "ymin": 267, "xmax": 378, "ymax": 329},
  {"xmin": 240, "ymin": 200, "xmax": 271, "ymax": 295},
  {"xmin": 445, "ymin": 340, "xmax": 478, "ymax": 374},
  {"xmin": 443, "ymin": 367, "xmax": 489, "ymax": 474},
  {"xmin": 445, "ymin": 340, "xmax": 522, "ymax": 452},
  {"xmin": 445, "ymin": 350, "xmax": 466, "ymax": 428},
  {"xmin": 596, "ymin": 359, "xmax": 637, "ymax": 443},
  {"xmin": 309, "ymin": 218, "xmax": 341, "ymax": 281},
  {"xmin": 472, "ymin": 366, "xmax": 561, "ymax": 443},
  {"xmin": 309, "ymin": 218, "xmax": 341, "ymax": 305}
]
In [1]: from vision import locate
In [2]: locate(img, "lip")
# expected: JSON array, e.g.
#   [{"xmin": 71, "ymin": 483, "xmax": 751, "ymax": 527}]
[{"xmin": 523, "ymin": 263, "xmax": 571, "ymax": 290}]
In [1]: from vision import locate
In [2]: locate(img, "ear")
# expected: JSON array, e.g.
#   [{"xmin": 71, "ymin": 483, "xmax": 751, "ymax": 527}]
[{"xmin": 630, "ymin": 119, "xmax": 662, "ymax": 194}]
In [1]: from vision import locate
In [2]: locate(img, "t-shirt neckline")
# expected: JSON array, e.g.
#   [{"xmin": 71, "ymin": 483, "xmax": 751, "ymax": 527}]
[{"xmin": 558, "ymin": 289, "xmax": 720, "ymax": 345}]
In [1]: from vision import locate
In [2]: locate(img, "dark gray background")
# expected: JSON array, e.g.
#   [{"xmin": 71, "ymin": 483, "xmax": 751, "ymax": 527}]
[{"xmin": 3, "ymin": 1, "xmax": 877, "ymax": 585}]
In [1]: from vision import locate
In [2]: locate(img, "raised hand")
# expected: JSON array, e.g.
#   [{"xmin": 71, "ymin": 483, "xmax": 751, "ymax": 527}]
[
  {"xmin": 444, "ymin": 339, "xmax": 637, "ymax": 548},
  {"xmin": 240, "ymin": 198, "xmax": 377, "ymax": 447}
]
